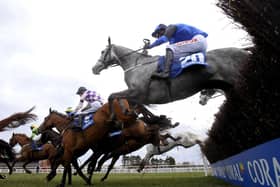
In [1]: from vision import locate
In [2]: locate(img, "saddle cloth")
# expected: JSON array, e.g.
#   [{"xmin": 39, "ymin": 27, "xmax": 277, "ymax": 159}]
[
  {"xmin": 73, "ymin": 113, "xmax": 95, "ymax": 130},
  {"xmin": 157, "ymin": 52, "xmax": 208, "ymax": 78}
]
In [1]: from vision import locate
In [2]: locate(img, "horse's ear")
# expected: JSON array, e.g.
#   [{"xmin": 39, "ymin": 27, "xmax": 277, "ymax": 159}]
[
  {"xmin": 108, "ymin": 37, "xmax": 111, "ymax": 46},
  {"xmin": 49, "ymin": 108, "xmax": 52, "ymax": 113}
]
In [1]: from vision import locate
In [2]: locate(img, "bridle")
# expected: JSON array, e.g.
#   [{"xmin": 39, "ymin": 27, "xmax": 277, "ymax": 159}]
[{"xmin": 99, "ymin": 37, "xmax": 147, "ymax": 69}]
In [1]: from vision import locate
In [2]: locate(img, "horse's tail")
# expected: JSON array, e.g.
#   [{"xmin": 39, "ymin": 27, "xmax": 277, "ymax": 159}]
[
  {"xmin": 0, "ymin": 139, "xmax": 15, "ymax": 161},
  {"xmin": 0, "ymin": 106, "xmax": 38, "ymax": 130}
]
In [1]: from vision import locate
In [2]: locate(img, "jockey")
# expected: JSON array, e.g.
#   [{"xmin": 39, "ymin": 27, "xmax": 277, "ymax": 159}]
[
  {"xmin": 145, "ymin": 23, "xmax": 208, "ymax": 78},
  {"xmin": 65, "ymin": 107, "xmax": 74, "ymax": 116},
  {"xmin": 30, "ymin": 124, "xmax": 41, "ymax": 150},
  {"xmin": 73, "ymin": 86, "xmax": 104, "ymax": 126}
]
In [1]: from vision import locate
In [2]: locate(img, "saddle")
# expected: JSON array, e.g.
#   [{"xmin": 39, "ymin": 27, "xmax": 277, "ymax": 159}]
[
  {"xmin": 72, "ymin": 112, "xmax": 95, "ymax": 130},
  {"xmin": 157, "ymin": 52, "xmax": 207, "ymax": 78}
]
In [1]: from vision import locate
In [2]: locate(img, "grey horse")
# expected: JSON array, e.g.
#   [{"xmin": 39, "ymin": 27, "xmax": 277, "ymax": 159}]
[
  {"xmin": 137, "ymin": 130, "xmax": 200, "ymax": 172},
  {"xmin": 92, "ymin": 39, "xmax": 250, "ymax": 105}
]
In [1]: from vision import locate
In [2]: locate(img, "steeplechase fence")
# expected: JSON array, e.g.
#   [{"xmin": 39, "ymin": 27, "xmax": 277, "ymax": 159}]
[{"xmin": 211, "ymin": 138, "xmax": 280, "ymax": 187}]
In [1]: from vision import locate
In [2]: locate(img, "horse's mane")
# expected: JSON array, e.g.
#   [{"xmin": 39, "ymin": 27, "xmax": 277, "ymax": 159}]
[
  {"xmin": 0, "ymin": 106, "xmax": 37, "ymax": 131},
  {"xmin": 50, "ymin": 110, "xmax": 68, "ymax": 118}
]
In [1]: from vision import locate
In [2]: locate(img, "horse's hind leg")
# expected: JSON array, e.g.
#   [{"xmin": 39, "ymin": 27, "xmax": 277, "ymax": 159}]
[
  {"xmin": 100, "ymin": 156, "xmax": 119, "ymax": 182},
  {"xmin": 138, "ymin": 152, "xmax": 154, "ymax": 173},
  {"xmin": 160, "ymin": 133, "xmax": 181, "ymax": 145}
]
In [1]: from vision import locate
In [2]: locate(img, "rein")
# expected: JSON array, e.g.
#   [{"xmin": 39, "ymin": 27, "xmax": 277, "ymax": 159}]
[{"xmin": 124, "ymin": 58, "xmax": 158, "ymax": 73}]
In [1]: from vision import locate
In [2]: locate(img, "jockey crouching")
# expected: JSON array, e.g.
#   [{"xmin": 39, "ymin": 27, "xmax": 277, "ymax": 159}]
[
  {"xmin": 72, "ymin": 86, "xmax": 104, "ymax": 128},
  {"xmin": 30, "ymin": 124, "xmax": 42, "ymax": 150},
  {"xmin": 145, "ymin": 23, "xmax": 208, "ymax": 78}
]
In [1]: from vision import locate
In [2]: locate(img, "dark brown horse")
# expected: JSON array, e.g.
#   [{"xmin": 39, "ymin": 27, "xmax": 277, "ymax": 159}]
[
  {"xmin": 0, "ymin": 139, "xmax": 15, "ymax": 178},
  {"xmin": 38, "ymin": 99, "xmax": 137, "ymax": 187},
  {"xmin": 0, "ymin": 106, "xmax": 37, "ymax": 131},
  {"xmin": 9, "ymin": 133, "xmax": 57, "ymax": 174},
  {"xmin": 86, "ymin": 119, "xmax": 162, "ymax": 182}
]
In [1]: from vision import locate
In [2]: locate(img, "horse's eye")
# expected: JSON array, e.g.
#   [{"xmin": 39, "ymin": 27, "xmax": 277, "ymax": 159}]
[{"xmin": 101, "ymin": 50, "xmax": 105, "ymax": 55}]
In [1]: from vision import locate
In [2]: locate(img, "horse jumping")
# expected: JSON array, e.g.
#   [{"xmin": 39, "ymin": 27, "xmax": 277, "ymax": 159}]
[
  {"xmin": 92, "ymin": 39, "xmax": 250, "ymax": 105},
  {"xmin": 137, "ymin": 130, "xmax": 200, "ymax": 172}
]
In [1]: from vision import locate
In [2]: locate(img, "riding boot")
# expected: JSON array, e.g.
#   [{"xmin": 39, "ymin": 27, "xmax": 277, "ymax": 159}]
[{"xmin": 152, "ymin": 49, "xmax": 173, "ymax": 78}]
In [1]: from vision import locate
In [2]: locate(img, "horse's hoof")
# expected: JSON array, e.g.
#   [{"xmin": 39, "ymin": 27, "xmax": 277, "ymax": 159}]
[
  {"xmin": 56, "ymin": 184, "xmax": 65, "ymax": 187},
  {"xmin": 100, "ymin": 177, "xmax": 106, "ymax": 182},
  {"xmin": 26, "ymin": 170, "xmax": 32, "ymax": 174},
  {"xmin": 47, "ymin": 172, "xmax": 56, "ymax": 181},
  {"xmin": 172, "ymin": 122, "xmax": 180, "ymax": 128},
  {"xmin": 86, "ymin": 178, "xmax": 92, "ymax": 185},
  {"xmin": 0, "ymin": 175, "xmax": 7, "ymax": 179}
]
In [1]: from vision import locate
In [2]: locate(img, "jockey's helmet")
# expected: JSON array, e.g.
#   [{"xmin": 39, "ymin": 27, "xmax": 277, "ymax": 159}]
[
  {"xmin": 152, "ymin": 24, "xmax": 167, "ymax": 38},
  {"xmin": 76, "ymin": 86, "xmax": 87, "ymax": 95},
  {"xmin": 65, "ymin": 107, "xmax": 73, "ymax": 113},
  {"xmin": 31, "ymin": 124, "xmax": 38, "ymax": 129}
]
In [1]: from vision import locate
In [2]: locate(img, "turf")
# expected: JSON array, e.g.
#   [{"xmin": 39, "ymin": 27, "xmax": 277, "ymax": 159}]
[{"xmin": 0, "ymin": 172, "xmax": 238, "ymax": 187}]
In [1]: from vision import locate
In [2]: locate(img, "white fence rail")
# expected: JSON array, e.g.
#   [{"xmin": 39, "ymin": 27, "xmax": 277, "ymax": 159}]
[{"xmin": 0, "ymin": 165, "xmax": 211, "ymax": 175}]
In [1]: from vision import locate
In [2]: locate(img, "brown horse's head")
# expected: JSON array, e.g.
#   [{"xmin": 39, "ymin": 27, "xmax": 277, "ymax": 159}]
[
  {"xmin": 39, "ymin": 108, "xmax": 70, "ymax": 133},
  {"xmin": 9, "ymin": 133, "xmax": 31, "ymax": 147},
  {"xmin": 112, "ymin": 99, "xmax": 138, "ymax": 123}
]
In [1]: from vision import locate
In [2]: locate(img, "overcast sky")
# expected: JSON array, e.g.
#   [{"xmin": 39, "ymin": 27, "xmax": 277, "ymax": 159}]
[{"xmin": 0, "ymin": 0, "xmax": 250, "ymax": 164}]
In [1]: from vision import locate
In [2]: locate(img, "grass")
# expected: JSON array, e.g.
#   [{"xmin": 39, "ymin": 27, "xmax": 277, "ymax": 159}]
[{"xmin": 0, "ymin": 172, "xmax": 238, "ymax": 187}]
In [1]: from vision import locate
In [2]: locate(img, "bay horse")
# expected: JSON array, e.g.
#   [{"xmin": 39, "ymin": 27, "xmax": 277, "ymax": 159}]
[
  {"xmin": 38, "ymin": 99, "xmax": 139, "ymax": 187},
  {"xmin": 92, "ymin": 38, "xmax": 250, "ymax": 105},
  {"xmin": 137, "ymin": 130, "xmax": 200, "ymax": 172},
  {"xmin": 0, "ymin": 106, "xmax": 37, "ymax": 131},
  {"xmin": 9, "ymin": 133, "xmax": 57, "ymax": 174},
  {"xmin": 0, "ymin": 139, "xmax": 15, "ymax": 177},
  {"xmin": 85, "ymin": 117, "xmax": 168, "ymax": 182}
]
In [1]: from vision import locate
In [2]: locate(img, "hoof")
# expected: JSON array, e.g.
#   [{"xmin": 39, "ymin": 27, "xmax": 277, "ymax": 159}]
[
  {"xmin": 47, "ymin": 171, "xmax": 56, "ymax": 181},
  {"xmin": 26, "ymin": 170, "xmax": 32, "ymax": 174},
  {"xmin": 0, "ymin": 174, "xmax": 7, "ymax": 179}
]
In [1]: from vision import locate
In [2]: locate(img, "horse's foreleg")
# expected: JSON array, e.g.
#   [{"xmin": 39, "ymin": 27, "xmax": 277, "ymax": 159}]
[
  {"xmin": 100, "ymin": 155, "xmax": 119, "ymax": 182},
  {"xmin": 58, "ymin": 166, "xmax": 69, "ymax": 187},
  {"xmin": 138, "ymin": 152, "xmax": 154, "ymax": 173},
  {"xmin": 71, "ymin": 159, "xmax": 90, "ymax": 185},
  {"xmin": 23, "ymin": 160, "xmax": 32, "ymax": 174},
  {"xmin": 67, "ymin": 166, "xmax": 72, "ymax": 185},
  {"xmin": 96, "ymin": 153, "xmax": 111, "ymax": 171},
  {"xmin": 1, "ymin": 159, "xmax": 13, "ymax": 175},
  {"xmin": 73, "ymin": 154, "xmax": 92, "ymax": 175}
]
